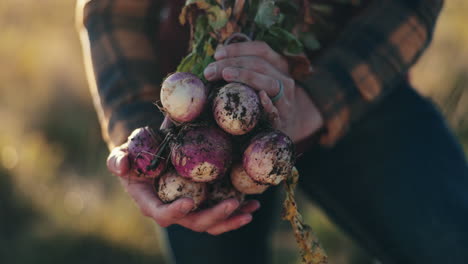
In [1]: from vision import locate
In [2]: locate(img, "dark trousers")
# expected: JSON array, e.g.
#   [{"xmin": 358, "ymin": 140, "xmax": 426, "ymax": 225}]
[{"xmin": 165, "ymin": 82, "xmax": 468, "ymax": 264}]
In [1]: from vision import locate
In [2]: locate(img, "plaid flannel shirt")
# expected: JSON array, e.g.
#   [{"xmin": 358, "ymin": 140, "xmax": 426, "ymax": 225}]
[{"xmin": 77, "ymin": 0, "xmax": 444, "ymax": 149}]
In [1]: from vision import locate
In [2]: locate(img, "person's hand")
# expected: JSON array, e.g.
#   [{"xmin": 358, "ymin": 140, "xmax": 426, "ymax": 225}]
[
  {"xmin": 106, "ymin": 143, "xmax": 260, "ymax": 235},
  {"xmin": 204, "ymin": 41, "xmax": 323, "ymax": 143}
]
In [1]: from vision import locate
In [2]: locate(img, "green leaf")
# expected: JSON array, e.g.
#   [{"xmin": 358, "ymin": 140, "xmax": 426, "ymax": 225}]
[
  {"xmin": 254, "ymin": 1, "xmax": 279, "ymax": 29},
  {"xmin": 268, "ymin": 26, "xmax": 303, "ymax": 54},
  {"xmin": 195, "ymin": 55, "xmax": 215, "ymax": 80},
  {"xmin": 177, "ymin": 52, "xmax": 199, "ymax": 73},
  {"xmin": 184, "ymin": 0, "xmax": 218, "ymax": 7},
  {"xmin": 194, "ymin": 16, "xmax": 209, "ymax": 43},
  {"xmin": 299, "ymin": 32, "xmax": 321, "ymax": 51},
  {"xmin": 185, "ymin": 0, "xmax": 200, "ymax": 5},
  {"xmin": 310, "ymin": 3, "xmax": 333, "ymax": 15},
  {"xmin": 206, "ymin": 6, "xmax": 228, "ymax": 30},
  {"xmin": 276, "ymin": 0, "xmax": 299, "ymax": 14},
  {"xmin": 246, "ymin": 0, "xmax": 260, "ymax": 20},
  {"xmin": 256, "ymin": 31, "xmax": 280, "ymax": 53}
]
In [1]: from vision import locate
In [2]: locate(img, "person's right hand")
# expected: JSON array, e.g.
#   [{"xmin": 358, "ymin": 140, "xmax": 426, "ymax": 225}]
[{"xmin": 106, "ymin": 143, "xmax": 260, "ymax": 235}]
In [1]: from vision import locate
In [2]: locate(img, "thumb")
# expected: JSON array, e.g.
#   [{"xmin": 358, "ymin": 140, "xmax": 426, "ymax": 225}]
[{"xmin": 107, "ymin": 147, "xmax": 130, "ymax": 177}]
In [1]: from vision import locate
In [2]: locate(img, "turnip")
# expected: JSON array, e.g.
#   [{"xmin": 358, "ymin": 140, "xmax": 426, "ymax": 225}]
[
  {"xmin": 160, "ymin": 72, "xmax": 207, "ymax": 123},
  {"xmin": 207, "ymin": 177, "xmax": 245, "ymax": 206},
  {"xmin": 157, "ymin": 170, "xmax": 207, "ymax": 210},
  {"xmin": 230, "ymin": 163, "xmax": 269, "ymax": 194},
  {"xmin": 243, "ymin": 130, "xmax": 294, "ymax": 185},
  {"xmin": 212, "ymin": 83, "xmax": 261, "ymax": 135},
  {"xmin": 171, "ymin": 125, "xmax": 232, "ymax": 182},
  {"xmin": 127, "ymin": 127, "xmax": 167, "ymax": 180}
]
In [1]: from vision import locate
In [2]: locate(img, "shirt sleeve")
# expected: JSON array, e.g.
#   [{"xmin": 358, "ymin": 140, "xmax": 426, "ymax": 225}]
[
  {"xmin": 300, "ymin": 0, "xmax": 444, "ymax": 146},
  {"xmin": 76, "ymin": 0, "xmax": 165, "ymax": 149}
]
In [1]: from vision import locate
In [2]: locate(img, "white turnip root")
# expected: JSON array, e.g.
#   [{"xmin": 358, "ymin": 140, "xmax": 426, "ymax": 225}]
[
  {"xmin": 171, "ymin": 125, "xmax": 233, "ymax": 182},
  {"xmin": 212, "ymin": 83, "xmax": 261, "ymax": 135},
  {"xmin": 160, "ymin": 72, "xmax": 208, "ymax": 123},
  {"xmin": 230, "ymin": 163, "xmax": 269, "ymax": 194},
  {"xmin": 127, "ymin": 127, "xmax": 167, "ymax": 180},
  {"xmin": 157, "ymin": 170, "xmax": 207, "ymax": 210},
  {"xmin": 243, "ymin": 130, "xmax": 294, "ymax": 185}
]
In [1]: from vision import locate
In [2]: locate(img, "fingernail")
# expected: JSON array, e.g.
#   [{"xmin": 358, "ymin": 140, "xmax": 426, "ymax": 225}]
[
  {"xmin": 223, "ymin": 68, "xmax": 239, "ymax": 80},
  {"xmin": 214, "ymin": 48, "xmax": 227, "ymax": 60},
  {"xmin": 260, "ymin": 92, "xmax": 268, "ymax": 105},
  {"xmin": 116, "ymin": 154, "xmax": 124, "ymax": 166},
  {"xmin": 115, "ymin": 155, "xmax": 125, "ymax": 175},
  {"xmin": 179, "ymin": 202, "xmax": 193, "ymax": 214},
  {"xmin": 203, "ymin": 64, "xmax": 217, "ymax": 79},
  {"xmin": 241, "ymin": 215, "xmax": 253, "ymax": 225},
  {"xmin": 252, "ymin": 201, "xmax": 261, "ymax": 211}
]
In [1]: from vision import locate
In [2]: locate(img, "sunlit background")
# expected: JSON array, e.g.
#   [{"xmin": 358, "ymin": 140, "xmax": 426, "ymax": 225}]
[{"xmin": 0, "ymin": 0, "xmax": 466, "ymax": 263}]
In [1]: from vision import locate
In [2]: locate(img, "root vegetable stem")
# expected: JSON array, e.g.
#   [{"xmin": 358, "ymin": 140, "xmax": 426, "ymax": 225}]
[{"xmin": 283, "ymin": 167, "xmax": 328, "ymax": 264}]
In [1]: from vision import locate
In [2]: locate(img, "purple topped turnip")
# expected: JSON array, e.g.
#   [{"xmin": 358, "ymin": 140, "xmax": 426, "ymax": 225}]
[
  {"xmin": 160, "ymin": 72, "xmax": 208, "ymax": 123},
  {"xmin": 243, "ymin": 130, "xmax": 294, "ymax": 185},
  {"xmin": 171, "ymin": 125, "xmax": 233, "ymax": 182},
  {"xmin": 157, "ymin": 170, "xmax": 207, "ymax": 210},
  {"xmin": 127, "ymin": 127, "xmax": 167, "ymax": 180},
  {"xmin": 212, "ymin": 83, "xmax": 261, "ymax": 135},
  {"xmin": 230, "ymin": 163, "xmax": 269, "ymax": 194}
]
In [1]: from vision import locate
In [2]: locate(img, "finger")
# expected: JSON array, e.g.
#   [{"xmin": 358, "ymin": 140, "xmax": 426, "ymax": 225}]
[
  {"xmin": 204, "ymin": 57, "xmax": 295, "ymax": 103},
  {"xmin": 107, "ymin": 147, "xmax": 130, "ymax": 177},
  {"xmin": 204, "ymin": 56, "xmax": 277, "ymax": 82},
  {"xmin": 176, "ymin": 199, "xmax": 240, "ymax": 233},
  {"xmin": 157, "ymin": 198, "xmax": 195, "ymax": 227},
  {"xmin": 121, "ymin": 178, "xmax": 163, "ymax": 210},
  {"xmin": 122, "ymin": 178, "xmax": 194, "ymax": 227},
  {"xmin": 205, "ymin": 214, "xmax": 253, "ymax": 236},
  {"xmin": 219, "ymin": 67, "xmax": 286, "ymax": 99},
  {"xmin": 204, "ymin": 56, "xmax": 290, "ymax": 87},
  {"xmin": 259, "ymin": 90, "xmax": 275, "ymax": 113},
  {"xmin": 238, "ymin": 200, "xmax": 261, "ymax": 214},
  {"xmin": 259, "ymin": 91, "xmax": 281, "ymax": 128},
  {"xmin": 223, "ymin": 67, "xmax": 276, "ymax": 97},
  {"xmin": 108, "ymin": 143, "xmax": 157, "ymax": 183},
  {"xmin": 107, "ymin": 148, "xmax": 149, "ymax": 182},
  {"xmin": 214, "ymin": 41, "xmax": 288, "ymax": 74},
  {"xmin": 213, "ymin": 60, "xmax": 293, "ymax": 101}
]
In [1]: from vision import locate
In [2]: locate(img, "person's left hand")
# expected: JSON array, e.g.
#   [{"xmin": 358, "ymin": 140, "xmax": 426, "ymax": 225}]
[{"xmin": 203, "ymin": 41, "xmax": 323, "ymax": 143}]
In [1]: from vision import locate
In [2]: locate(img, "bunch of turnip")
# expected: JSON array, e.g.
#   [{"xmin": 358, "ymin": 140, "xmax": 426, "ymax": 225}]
[{"xmin": 125, "ymin": 72, "xmax": 295, "ymax": 210}]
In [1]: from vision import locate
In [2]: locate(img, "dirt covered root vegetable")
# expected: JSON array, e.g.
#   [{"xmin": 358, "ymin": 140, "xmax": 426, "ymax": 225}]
[
  {"xmin": 171, "ymin": 125, "xmax": 233, "ymax": 182},
  {"xmin": 230, "ymin": 163, "xmax": 269, "ymax": 194},
  {"xmin": 243, "ymin": 130, "xmax": 294, "ymax": 185},
  {"xmin": 212, "ymin": 83, "xmax": 261, "ymax": 135},
  {"xmin": 157, "ymin": 170, "xmax": 207, "ymax": 210},
  {"xmin": 127, "ymin": 127, "xmax": 167, "ymax": 180},
  {"xmin": 160, "ymin": 72, "xmax": 207, "ymax": 123},
  {"xmin": 207, "ymin": 177, "xmax": 245, "ymax": 206}
]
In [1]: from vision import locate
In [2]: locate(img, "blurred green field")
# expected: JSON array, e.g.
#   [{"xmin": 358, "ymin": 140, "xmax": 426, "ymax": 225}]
[{"xmin": 0, "ymin": 0, "xmax": 466, "ymax": 263}]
